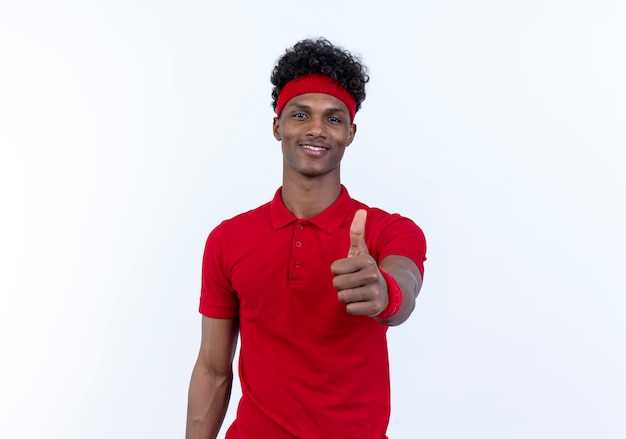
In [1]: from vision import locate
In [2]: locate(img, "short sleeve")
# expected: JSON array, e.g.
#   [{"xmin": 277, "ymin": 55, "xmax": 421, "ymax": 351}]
[
  {"xmin": 199, "ymin": 224, "xmax": 240, "ymax": 318},
  {"xmin": 373, "ymin": 213, "xmax": 427, "ymax": 277}
]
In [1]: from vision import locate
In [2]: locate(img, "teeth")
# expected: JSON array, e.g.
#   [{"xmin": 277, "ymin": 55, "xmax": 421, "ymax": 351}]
[{"xmin": 302, "ymin": 145, "xmax": 326, "ymax": 151}]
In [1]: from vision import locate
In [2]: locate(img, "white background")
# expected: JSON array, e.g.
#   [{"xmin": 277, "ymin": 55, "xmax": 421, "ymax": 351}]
[{"xmin": 1, "ymin": 1, "xmax": 625, "ymax": 438}]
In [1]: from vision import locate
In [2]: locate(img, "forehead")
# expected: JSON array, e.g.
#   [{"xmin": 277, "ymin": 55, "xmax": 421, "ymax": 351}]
[{"xmin": 284, "ymin": 93, "xmax": 349, "ymax": 113}]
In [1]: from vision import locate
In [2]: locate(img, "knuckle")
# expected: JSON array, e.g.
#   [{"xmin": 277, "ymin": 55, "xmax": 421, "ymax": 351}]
[{"xmin": 363, "ymin": 256, "xmax": 376, "ymax": 267}]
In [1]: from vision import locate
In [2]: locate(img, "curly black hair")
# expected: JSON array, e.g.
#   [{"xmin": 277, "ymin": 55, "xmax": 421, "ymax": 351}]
[{"xmin": 270, "ymin": 37, "xmax": 369, "ymax": 113}]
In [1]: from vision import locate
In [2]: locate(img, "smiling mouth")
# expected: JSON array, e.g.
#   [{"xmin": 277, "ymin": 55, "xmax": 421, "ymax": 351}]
[{"xmin": 301, "ymin": 144, "xmax": 329, "ymax": 151}]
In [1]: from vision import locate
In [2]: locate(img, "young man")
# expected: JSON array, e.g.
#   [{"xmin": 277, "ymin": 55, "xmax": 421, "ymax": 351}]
[{"xmin": 186, "ymin": 38, "xmax": 427, "ymax": 439}]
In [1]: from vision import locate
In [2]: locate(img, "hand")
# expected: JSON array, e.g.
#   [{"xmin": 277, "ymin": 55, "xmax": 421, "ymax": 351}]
[{"xmin": 330, "ymin": 209, "xmax": 389, "ymax": 316}]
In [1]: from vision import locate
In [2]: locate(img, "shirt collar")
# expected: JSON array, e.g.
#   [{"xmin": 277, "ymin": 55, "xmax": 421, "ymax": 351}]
[{"xmin": 270, "ymin": 185, "xmax": 357, "ymax": 233}]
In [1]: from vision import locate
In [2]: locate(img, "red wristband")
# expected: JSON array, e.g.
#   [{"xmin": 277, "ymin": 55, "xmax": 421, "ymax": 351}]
[{"xmin": 376, "ymin": 270, "xmax": 403, "ymax": 319}]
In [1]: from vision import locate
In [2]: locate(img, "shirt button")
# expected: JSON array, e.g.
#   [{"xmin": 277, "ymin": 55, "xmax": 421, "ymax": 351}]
[
  {"xmin": 295, "ymin": 262, "xmax": 301, "ymax": 268},
  {"xmin": 297, "ymin": 224, "xmax": 304, "ymax": 230},
  {"xmin": 295, "ymin": 241, "xmax": 302, "ymax": 248}
]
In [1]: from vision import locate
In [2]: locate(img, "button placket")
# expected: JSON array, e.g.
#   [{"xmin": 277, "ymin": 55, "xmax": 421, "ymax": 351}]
[{"xmin": 289, "ymin": 221, "xmax": 308, "ymax": 279}]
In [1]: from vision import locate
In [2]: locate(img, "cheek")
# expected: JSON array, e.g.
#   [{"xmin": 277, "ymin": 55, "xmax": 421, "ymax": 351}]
[
  {"xmin": 278, "ymin": 124, "xmax": 296, "ymax": 140},
  {"xmin": 339, "ymin": 126, "xmax": 354, "ymax": 145},
  {"xmin": 341, "ymin": 133, "xmax": 353, "ymax": 147}
]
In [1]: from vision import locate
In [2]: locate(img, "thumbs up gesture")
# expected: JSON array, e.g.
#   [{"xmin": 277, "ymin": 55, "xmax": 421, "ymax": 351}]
[{"xmin": 331, "ymin": 209, "xmax": 389, "ymax": 316}]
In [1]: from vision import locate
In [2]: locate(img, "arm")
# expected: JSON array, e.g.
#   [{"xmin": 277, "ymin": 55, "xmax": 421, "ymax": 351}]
[
  {"xmin": 376, "ymin": 255, "xmax": 422, "ymax": 326},
  {"xmin": 186, "ymin": 316, "xmax": 239, "ymax": 439}
]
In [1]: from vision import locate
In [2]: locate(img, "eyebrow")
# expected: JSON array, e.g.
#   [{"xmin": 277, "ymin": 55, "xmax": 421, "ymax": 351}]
[{"xmin": 289, "ymin": 103, "xmax": 348, "ymax": 115}]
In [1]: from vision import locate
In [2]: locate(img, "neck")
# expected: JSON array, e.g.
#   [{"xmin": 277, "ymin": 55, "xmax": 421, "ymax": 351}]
[{"xmin": 281, "ymin": 175, "xmax": 342, "ymax": 219}]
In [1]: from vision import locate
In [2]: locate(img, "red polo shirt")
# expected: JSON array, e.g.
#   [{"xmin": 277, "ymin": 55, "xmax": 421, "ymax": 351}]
[{"xmin": 200, "ymin": 186, "xmax": 426, "ymax": 438}]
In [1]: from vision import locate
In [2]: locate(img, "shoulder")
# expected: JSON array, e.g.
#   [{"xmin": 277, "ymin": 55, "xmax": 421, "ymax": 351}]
[
  {"xmin": 208, "ymin": 200, "xmax": 272, "ymax": 241},
  {"xmin": 365, "ymin": 206, "xmax": 426, "ymax": 247},
  {"xmin": 221, "ymin": 200, "xmax": 272, "ymax": 227},
  {"xmin": 351, "ymin": 197, "xmax": 423, "ymax": 236}
]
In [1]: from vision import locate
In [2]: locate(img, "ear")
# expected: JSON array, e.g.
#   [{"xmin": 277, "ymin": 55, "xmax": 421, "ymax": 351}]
[
  {"xmin": 272, "ymin": 117, "xmax": 281, "ymax": 141},
  {"xmin": 345, "ymin": 123, "xmax": 357, "ymax": 147}
]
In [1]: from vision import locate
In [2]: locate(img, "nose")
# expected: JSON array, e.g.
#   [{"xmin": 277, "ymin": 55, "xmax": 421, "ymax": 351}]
[{"xmin": 306, "ymin": 116, "xmax": 326, "ymax": 138}]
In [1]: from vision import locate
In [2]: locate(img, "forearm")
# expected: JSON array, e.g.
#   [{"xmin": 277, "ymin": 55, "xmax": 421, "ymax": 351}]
[
  {"xmin": 186, "ymin": 364, "xmax": 233, "ymax": 439},
  {"xmin": 376, "ymin": 257, "xmax": 422, "ymax": 326}
]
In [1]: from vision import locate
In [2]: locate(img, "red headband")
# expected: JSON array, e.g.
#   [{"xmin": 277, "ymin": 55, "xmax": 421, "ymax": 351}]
[{"xmin": 275, "ymin": 73, "xmax": 357, "ymax": 123}]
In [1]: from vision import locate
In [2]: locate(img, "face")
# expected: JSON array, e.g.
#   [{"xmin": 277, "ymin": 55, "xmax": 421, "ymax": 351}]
[{"xmin": 273, "ymin": 93, "xmax": 356, "ymax": 181}]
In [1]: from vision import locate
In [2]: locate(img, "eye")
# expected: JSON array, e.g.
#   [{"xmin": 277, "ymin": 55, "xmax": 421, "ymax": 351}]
[
  {"xmin": 328, "ymin": 116, "xmax": 342, "ymax": 123},
  {"xmin": 293, "ymin": 112, "xmax": 307, "ymax": 119}
]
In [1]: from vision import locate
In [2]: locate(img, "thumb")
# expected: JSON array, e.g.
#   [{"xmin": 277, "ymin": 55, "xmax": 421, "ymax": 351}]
[{"xmin": 348, "ymin": 209, "xmax": 368, "ymax": 257}]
